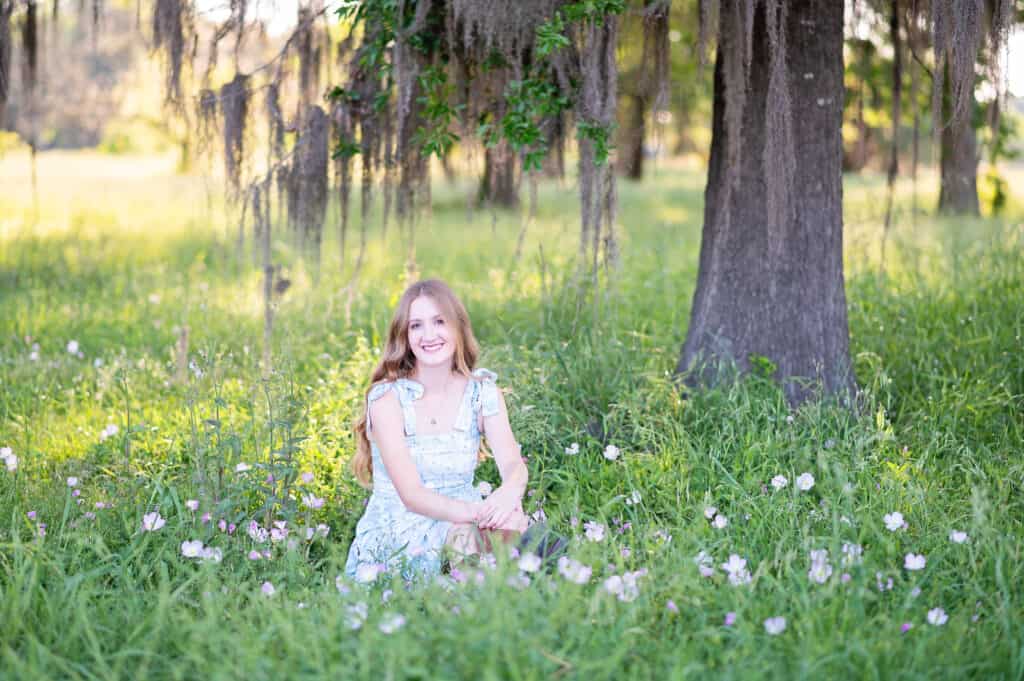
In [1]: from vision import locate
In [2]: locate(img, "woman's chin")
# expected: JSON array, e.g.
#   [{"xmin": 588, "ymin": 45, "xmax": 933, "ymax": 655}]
[{"xmin": 414, "ymin": 351, "xmax": 455, "ymax": 368}]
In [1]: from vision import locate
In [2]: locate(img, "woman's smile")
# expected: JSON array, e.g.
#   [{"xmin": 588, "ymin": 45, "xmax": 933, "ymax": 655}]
[{"xmin": 408, "ymin": 295, "xmax": 457, "ymax": 367}]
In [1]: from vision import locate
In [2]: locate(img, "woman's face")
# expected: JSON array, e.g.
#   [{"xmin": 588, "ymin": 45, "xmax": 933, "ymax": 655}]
[{"xmin": 407, "ymin": 295, "xmax": 456, "ymax": 370}]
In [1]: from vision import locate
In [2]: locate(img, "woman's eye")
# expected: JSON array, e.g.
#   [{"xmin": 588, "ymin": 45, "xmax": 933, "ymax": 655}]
[
  {"xmin": 410, "ymin": 323, "xmax": 420, "ymax": 330},
  {"xmin": 435, "ymin": 318, "xmax": 445, "ymax": 326}
]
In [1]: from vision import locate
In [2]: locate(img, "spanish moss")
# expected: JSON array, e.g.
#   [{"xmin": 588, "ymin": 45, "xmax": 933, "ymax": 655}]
[
  {"xmin": 295, "ymin": 104, "xmax": 329, "ymax": 266},
  {"xmin": 0, "ymin": 0, "xmax": 13, "ymax": 122},
  {"xmin": 220, "ymin": 71, "xmax": 248, "ymax": 196},
  {"xmin": 152, "ymin": 0, "xmax": 187, "ymax": 102}
]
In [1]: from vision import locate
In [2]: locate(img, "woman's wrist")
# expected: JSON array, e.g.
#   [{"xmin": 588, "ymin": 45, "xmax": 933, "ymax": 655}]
[
  {"xmin": 462, "ymin": 500, "xmax": 482, "ymax": 523},
  {"xmin": 504, "ymin": 463, "xmax": 528, "ymax": 497}
]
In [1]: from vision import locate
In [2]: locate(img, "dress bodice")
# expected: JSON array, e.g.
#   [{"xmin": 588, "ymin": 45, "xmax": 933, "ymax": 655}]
[
  {"xmin": 344, "ymin": 368, "xmax": 501, "ymax": 581},
  {"xmin": 365, "ymin": 369, "xmax": 500, "ymax": 499}
]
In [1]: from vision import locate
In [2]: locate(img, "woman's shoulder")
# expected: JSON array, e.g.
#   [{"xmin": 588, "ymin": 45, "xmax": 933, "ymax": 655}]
[
  {"xmin": 470, "ymin": 368, "xmax": 502, "ymax": 418},
  {"xmin": 368, "ymin": 377, "xmax": 424, "ymax": 403},
  {"xmin": 470, "ymin": 367, "xmax": 498, "ymax": 383}
]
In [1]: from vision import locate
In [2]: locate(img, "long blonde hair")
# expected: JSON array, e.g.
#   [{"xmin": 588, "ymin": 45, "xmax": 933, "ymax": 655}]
[{"xmin": 351, "ymin": 279, "xmax": 481, "ymax": 487}]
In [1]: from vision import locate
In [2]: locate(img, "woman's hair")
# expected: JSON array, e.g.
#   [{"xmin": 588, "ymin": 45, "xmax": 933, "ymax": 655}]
[{"xmin": 351, "ymin": 279, "xmax": 481, "ymax": 486}]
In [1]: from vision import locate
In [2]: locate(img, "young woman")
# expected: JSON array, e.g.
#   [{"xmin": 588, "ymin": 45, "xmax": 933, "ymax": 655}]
[{"xmin": 344, "ymin": 279, "xmax": 532, "ymax": 581}]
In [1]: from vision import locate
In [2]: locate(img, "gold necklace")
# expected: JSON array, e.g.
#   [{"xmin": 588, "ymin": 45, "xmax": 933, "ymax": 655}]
[{"xmin": 425, "ymin": 376, "xmax": 453, "ymax": 426}]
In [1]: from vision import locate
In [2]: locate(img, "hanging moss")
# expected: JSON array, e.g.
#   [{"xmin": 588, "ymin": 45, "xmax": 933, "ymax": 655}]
[
  {"xmin": 0, "ymin": 0, "xmax": 14, "ymax": 124},
  {"xmin": 331, "ymin": 100, "xmax": 353, "ymax": 263},
  {"xmin": 640, "ymin": 0, "xmax": 670, "ymax": 111},
  {"xmin": 152, "ymin": 0, "xmax": 188, "ymax": 101},
  {"xmin": 195, "ymin": 87, "xmax": 217, "ymax": 155},
  {"xmin": 220, "ymin": 72, "xmax": 248, "ymax": 195},
  {"xmin": 697, "ymin": 0, "xmax": 718, "ymax": 69},
  {"xmin": 296, "ymin": 6, "xmax": 315, "ymax": 110},
  {"xmin": 294, "ymin": 104, "xmax": 328, "ymax": 263},
  {"xmin": 265, "ymin": 82, "xmax": 283, "ymax": 164},
  {"xmin": 21, "ymin": 0, "xmax": 37, "ymax": 95}
]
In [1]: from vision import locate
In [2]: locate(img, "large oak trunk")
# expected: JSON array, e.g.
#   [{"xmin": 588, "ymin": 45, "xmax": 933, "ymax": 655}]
[
  {"xmin": 677, "ymin": 0, "xmax": 854, "ymax": 404},
  {"xmin": 937, "ymin": 63, "xmax": 980, "ymax": 215}
]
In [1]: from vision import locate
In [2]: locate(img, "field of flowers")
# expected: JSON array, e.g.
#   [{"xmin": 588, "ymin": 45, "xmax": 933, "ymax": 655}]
[{"xmin": 1, "ymin": 152, "xmax": 1022, "ymax": 679}]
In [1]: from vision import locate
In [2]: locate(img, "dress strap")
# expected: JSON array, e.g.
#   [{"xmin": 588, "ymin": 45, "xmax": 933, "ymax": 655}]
[
  {"xmin": 394, "ymin": 378, "xmax": 423, "ymax": 436},
  {"xmin": 366, "ymin": 378, "xmax": 423, "ymax": 437},
  {"xmin": 471, "ymin": 368, "xmax": 500, "ymax": 420},
  {"xmin": 452, "ymin": 376, "xmax": 476, "ymax": 432}
]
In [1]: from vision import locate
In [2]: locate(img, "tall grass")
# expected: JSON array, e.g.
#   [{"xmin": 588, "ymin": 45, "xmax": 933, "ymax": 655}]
[{"xmin": 1, "ymin": 151, "xmax": 1022, "ymax": 679}]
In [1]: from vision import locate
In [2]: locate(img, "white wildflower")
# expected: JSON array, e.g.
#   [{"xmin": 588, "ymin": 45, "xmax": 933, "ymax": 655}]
[
  {"xmin": 301, "ymin": 494, "xmax": 324, "ymax": 510},
  {"xmin": 378, "ymin": 613, "xmax": 406, "ymax": 634},
  {"xmin": 181, "ymin": 540, "xmax": 204, "ymax": 558},
  {"xmin": 949, "ymin": 530, "xmax": 968, "ymax": 544},
  {"xmin": 764, "ymin": 616, "xmax": 787, "ymax": 635},
  {"xmin": 346, "ymin": 602, "xmax": 368, "ymax": 629},
  {"xmin": 904, "ymin": 553, "xmax": 926, "ymax": 571},
  {"xmin": 518, "ymin": 553, "xmax": 542, "ymax": 573},
  {"xmin": 694, "ymin": 551, "xmax": 715, "ymax": 578},
  {"xmin": 884, "ymin": 512, "xmax": 907, "ymax": 532},
  {"xmin": 141, "ymin": 512, "xmax": 165, "ymax": 532},
  {"xmin": 841, "ymin": 543, "xmax": 863, "ymax": 566},
  {"xmin": 355, "ymin": 563, "xmax": 383, "ymax": 584},
  {"xmin": 583, "ymin": 521, "xmax": 605, "ymax": 542},
  {"xmin": 796, "ymin": 473, "xmax": 815, "ymax": 491},
  {"xmin": 557, "ymin": 556, "xmax": 592, "ymax": 584}
]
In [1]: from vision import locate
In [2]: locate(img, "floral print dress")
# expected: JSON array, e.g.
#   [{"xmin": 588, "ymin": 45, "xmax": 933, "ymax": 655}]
[{"xmin": 343, "ymin": 368, "xmax": 500, "ymax": 581}]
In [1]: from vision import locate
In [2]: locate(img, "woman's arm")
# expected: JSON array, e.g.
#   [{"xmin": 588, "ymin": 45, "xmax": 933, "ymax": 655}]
[
  {"xmin": 370, "ymin": 391, "xmax": 482, "ymax": 524},
  {"xmin": 477, "ymin": 388, "xmax": 529, "ymax": 530}
]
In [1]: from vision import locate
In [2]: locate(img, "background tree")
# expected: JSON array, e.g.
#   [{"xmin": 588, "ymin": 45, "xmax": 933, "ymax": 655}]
[
  {"xmin": 0, "ymin": 0, "xmax": 1019, "ymax": 401},
  {"xmin": 677, "ymin": 0, "xmax": 1017, "ymax": 403},
  {"xmin": 677, "ymin": 0, "xmax": 854, "ymax": 403}
]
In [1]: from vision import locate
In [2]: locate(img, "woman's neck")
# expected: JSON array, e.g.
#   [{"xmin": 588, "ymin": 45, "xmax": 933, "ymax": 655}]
[{"xmin": 412, "ymin": 363, "xmax": 456, "ymax": 395}]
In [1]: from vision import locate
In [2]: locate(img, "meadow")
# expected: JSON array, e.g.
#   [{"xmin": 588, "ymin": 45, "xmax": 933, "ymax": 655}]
[{"xmin": 1, "ymin": 150, "xmax": 1023, "ymax": 680}]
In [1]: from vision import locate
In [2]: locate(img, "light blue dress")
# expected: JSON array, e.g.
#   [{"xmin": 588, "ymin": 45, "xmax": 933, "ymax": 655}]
[{"xmin": 343, "ymin": 368, "xmax": 501, "ymax": 581}]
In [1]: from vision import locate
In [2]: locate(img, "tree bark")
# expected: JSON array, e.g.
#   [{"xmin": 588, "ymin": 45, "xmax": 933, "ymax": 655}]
[
  {"xmin": 477, "ymin": 140, "xmax": 519, "ymax": 209},
  {"xmin": 937, "ymin": 61, "xmax": 979, "ymax": 215},
  {"xmin": 677, "ymin": 0, "xmax": 854, "ymax": 404},
  {"xmin": 618, "ymin": 93, "xmax": 645, "ymax": 180}
]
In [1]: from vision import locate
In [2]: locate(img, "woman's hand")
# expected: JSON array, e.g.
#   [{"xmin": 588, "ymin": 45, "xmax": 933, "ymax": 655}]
[{"xmin": 476, "ymin": 484, "xmax": 524, "ymax": 530}]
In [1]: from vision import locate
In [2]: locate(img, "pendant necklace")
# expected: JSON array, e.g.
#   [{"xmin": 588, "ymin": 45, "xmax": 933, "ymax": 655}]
[{"xmin": 426, "ymin": 377, "xmax": 451, "ymax": 426}]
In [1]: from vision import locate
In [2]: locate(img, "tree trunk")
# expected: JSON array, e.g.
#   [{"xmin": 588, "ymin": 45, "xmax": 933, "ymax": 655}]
[
  {"xmin": 478, "ymin": 140, "xmax": 519, "ymax": 209},
  {"xmin": 672, "ymin": 106, "xmax": 692, "ymax": 155},
  {"xmin": 618, "ymin": 93, "xmax": 645, "ymax": 180},
  {"xmin": 677, "ymin": 0, "xmax": 854, "ymax": 404},
  {"xmin": 937, "ymin": 62, "xmax": 979, "ymax": 215}
]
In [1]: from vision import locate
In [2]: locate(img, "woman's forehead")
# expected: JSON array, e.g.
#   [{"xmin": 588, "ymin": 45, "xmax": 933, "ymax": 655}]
[{"xmin": 408, "ymin": 295, "xmax": 443, "ymax": 320}]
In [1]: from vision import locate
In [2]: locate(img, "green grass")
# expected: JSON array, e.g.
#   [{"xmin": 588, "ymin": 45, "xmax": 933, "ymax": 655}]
[{"xmin": 1, "ymin": 150, "xmax": 1023, "ymax": 680}]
